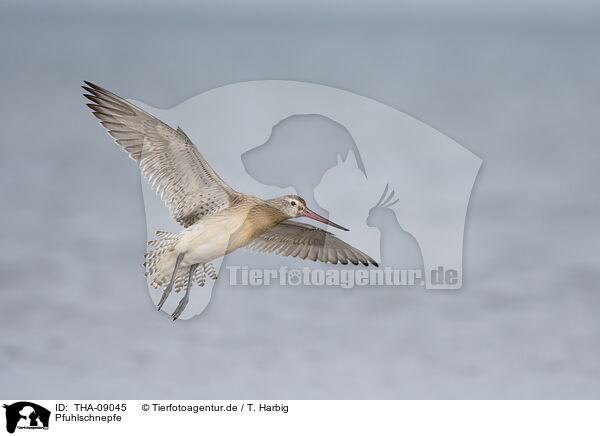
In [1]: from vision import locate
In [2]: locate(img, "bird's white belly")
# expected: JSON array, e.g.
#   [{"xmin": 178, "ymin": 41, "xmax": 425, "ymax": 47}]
[
  {"xmin": 183, "ymin": 235, "xmax": 230, "ymax": 264},
  {"xmin": 175, "ymin": 213, "xmax": 247, "ymax": 265}
]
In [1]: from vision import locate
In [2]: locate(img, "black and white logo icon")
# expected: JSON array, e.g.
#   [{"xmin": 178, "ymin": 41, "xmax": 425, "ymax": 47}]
[{"xmin": 3, "ymin": 402, "xmax": 50, "ymax": 434}]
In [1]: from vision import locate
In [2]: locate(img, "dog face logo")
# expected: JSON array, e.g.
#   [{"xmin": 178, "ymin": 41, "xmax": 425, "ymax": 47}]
[{"xmin": 3, "ymin": 402, "xmax": 50, "ymax": 433}]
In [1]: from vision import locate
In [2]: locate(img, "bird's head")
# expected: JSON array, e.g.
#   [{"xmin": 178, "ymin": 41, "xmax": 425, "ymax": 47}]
[{"xmin": 273, "ymin": 195, "xmax": 349, "ymax": 231}]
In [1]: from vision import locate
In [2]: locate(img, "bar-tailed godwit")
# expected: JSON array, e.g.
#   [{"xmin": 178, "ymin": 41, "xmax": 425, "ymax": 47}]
[{"xmin": 83, "ymin": 82, "xmax": 378, "ymax": 319}]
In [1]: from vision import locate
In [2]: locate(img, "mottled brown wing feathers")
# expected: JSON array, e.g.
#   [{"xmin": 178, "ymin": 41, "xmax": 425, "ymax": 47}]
[
  {"xmin": 246, "ymin": 221, "xmax": 378, "ymax": 266},
  {"xmin": 83, "ymin": 81, "xmax": 238, "ymax": 227}
]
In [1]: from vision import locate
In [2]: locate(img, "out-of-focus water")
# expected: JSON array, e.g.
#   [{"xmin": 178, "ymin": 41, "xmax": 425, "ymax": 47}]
[{"xmin": 1, "ymin": 3, "xmax": 599, "ymax": 398}]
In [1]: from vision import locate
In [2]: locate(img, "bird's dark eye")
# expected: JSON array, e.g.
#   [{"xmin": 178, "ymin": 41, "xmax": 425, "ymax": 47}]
[{"xmin": 291, "ymin": 201, "xmax": 296, "ymax": 206}]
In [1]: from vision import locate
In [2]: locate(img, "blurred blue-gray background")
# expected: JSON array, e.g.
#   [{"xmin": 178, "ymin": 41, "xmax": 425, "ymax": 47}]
[{"xmin": 1, "ymin": 0, "xmax": 599, "ymax": 398}]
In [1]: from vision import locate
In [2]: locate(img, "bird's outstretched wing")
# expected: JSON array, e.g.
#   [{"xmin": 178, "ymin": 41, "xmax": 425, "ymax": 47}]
[
  {"xmin": 83, "ymin": 81, "xmax": 238, "ymax": 227},
  {"xmin": 246, "ymin": 221, "xmax": 378, "ymax": 266}
]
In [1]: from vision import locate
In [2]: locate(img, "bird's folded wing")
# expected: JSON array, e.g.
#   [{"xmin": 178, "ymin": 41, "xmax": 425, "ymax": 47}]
[
  {"xmin": 83, "ymin": 81, "xmax": 238, "ymax": 227},
  {"xmin": 246, "ymin": 221, "xmax": 378, "ymax": 266}
]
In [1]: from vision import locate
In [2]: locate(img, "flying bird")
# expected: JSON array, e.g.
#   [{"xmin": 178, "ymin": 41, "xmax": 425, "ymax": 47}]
[{"xmin": 83, "ymin": 81, "xmax": 378, "ymax": 319}]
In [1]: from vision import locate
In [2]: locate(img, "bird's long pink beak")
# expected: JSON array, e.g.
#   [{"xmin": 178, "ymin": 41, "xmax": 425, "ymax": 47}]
[{"xmin": 301, "ymin": 207, "xmax": 349, "ymax": 231}]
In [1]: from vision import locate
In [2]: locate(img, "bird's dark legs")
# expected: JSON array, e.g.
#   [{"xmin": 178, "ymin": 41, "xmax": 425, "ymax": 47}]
[
  {"xmin": 157, "ymin": 253, "xmax": 184, "ymax": 311},
  {"xmin": 172, "ymin": 264, "xmax": 198, "ymax": 321}
]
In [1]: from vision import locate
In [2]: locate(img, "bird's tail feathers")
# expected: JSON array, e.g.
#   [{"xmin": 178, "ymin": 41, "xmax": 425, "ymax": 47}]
[{"xmin": 144, "ymin": 231, "xmax": 217, "ymax": 289}]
